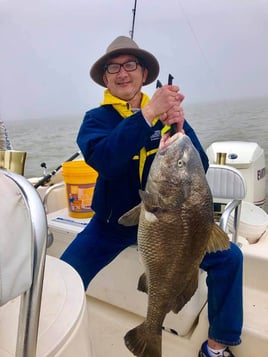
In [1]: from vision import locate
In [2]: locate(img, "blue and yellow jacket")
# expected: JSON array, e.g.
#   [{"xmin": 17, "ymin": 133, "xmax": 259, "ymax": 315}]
[{"xmin": 77, "ymin": 105, "xmax": 209, "ymax": 226}]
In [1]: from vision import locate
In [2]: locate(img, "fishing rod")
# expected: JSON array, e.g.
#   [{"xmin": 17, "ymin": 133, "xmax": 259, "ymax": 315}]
[
  {"xmin": 34, "ymin": 151, "xmax": 81, "ymax": 189},
  {"xmin": 130, "ymin": 0, "xmax": 137, "ymax": 39},
  {"xmin": 129, "ymin": 2, "xmax": 176, "ymax": 136}
]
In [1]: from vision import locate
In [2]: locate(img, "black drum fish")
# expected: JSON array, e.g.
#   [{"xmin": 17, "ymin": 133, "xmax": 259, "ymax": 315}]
[{"xmin": 119, "ymin": 132, "xmax": 230, "ymax": 357}]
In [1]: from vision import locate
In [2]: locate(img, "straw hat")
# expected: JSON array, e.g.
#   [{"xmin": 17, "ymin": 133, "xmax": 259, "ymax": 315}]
[{"xmin": 90, "ymin": 36, "xmax": 160, "ymax": 87}]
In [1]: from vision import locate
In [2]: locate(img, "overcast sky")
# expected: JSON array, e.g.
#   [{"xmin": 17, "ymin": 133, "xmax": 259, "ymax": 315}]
[{"xmin": 1, "ymin": 0, "xmax": 268, "ymax": 121}]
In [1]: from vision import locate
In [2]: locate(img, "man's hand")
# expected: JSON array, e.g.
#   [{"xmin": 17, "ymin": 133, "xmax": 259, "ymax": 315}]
[{"xmin": 142, "ymin": 85, "xmax": 184, "ymax": 124}]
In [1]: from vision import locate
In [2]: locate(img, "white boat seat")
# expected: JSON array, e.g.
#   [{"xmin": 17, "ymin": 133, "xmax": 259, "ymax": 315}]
[
  {"xmin": 0, "ymin": 169, "xmax": 93, "ymax": 357},
  {"xmin": 206, "ymin": 164, "xmax": 247, "ymax": 244}
]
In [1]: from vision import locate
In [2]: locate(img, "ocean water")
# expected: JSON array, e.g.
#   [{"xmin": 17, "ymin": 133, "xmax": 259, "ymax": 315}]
[{"xmin": 5, "ymin": 96, "xmax": 268, "ymax": 212}]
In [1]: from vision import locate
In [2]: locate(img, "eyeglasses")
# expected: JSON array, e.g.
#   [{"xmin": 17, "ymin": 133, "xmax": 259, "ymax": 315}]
[{"xmin": 104, "ymin": 61, "xmax": 140, "ymax": 74}]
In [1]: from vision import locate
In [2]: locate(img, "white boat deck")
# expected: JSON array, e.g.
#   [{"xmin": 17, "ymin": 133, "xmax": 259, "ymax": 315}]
[{"xmin": 86, "ymin": 296, "xmax": 208, "ymax": 357}]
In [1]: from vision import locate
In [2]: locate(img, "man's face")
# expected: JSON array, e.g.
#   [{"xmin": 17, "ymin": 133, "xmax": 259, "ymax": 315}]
[{"xmin": 103, "ymin": 54, "xmax": 148, "ymax": 103}]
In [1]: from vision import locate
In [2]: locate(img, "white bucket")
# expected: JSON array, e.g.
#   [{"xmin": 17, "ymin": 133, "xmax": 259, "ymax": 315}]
[{"xmin": 229, "ymin": 201, "xmax": 268, "ymax": 243}]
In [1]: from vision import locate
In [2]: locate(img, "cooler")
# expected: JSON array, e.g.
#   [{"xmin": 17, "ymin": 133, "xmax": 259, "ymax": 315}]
[{"xmin": 47, "ymin": 208, "xmax": 90, "ymax": 257}]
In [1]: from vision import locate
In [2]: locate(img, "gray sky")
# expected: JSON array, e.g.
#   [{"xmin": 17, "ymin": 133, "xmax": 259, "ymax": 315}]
[{"xmin": 1, "ymin": 0, "xmax": 268, "ymax": 121}]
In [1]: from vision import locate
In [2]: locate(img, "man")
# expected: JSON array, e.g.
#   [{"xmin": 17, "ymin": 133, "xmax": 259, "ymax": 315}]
[{"xmin": 61, "ymin": 36, "xmax": 242, "ymax": 357}]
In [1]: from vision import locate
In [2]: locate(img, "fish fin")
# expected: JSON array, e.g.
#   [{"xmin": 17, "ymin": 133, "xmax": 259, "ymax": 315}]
[
  {"xmin": 118, "ymin": 204, "xmax": 141, "ymax": 226},
  {"xmin": 124, "ymin": 322, "xmax": 161, "ymax": 357},
  {"xmin": 139, "ymin": 190, "xmax": 160, "ymax": 212},
  {"xmin": 206, "ymin": 223, "xmax": 230, "ymax": 253},
  {"xmin": 137, "ymin": 272, "xmax": 148, "ymax": 294},
  {"xmin": 172, "ymin": 272, "xmax": 198, "ymax": 313}
]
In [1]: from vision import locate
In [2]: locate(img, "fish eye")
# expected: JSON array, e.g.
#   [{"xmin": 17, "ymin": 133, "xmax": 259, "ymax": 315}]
[{"xmin": 177, "ymin": 160, "xmax": 184, "ymax": 168}]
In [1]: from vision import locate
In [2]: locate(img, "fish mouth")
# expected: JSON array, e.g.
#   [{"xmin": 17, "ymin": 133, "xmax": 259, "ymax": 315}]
[{"xmin": 159, "ymin": 132, "xmax": 184, "ymax": 151}]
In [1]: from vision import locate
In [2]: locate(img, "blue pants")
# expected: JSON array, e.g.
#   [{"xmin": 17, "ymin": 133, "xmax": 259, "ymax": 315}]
[{"xmin": 60, "ymin": 214, "xmax": 243, "ymax": 346}]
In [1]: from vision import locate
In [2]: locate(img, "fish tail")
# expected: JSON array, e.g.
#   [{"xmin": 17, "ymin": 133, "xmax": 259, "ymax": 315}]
[{"xmin": 124, "ymin": 322, "xmax": 161, "ymax": 357}]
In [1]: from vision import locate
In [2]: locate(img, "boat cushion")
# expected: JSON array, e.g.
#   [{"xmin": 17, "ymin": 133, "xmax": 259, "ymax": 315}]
[{"xmin": 0, "ymin": 174, "xmax": 33, "ymax": 306}]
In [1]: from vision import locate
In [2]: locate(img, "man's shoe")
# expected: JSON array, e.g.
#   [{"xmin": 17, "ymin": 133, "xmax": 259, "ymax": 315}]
[{"xmin": 198, "ymin": 340, "xmax": 236, "ymax": 357}]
